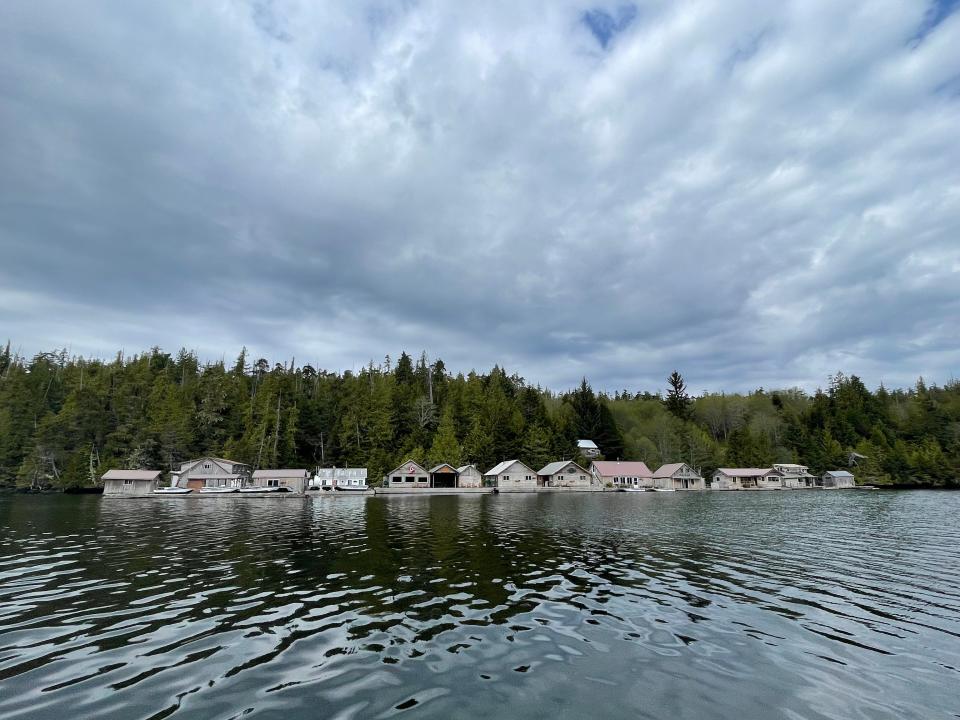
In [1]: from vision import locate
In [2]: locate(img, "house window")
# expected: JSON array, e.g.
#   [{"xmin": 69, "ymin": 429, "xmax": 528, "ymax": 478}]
[
  {"xmin": 393, "ymin": 476, "xmax": 401, "ymax": 483},
  {"xmin": 123, "ymin": 479, "xmax": 132, "ymax": 485},
  {"xmin": 405, "ymin": 476, "xmax": 415, "ymax": 482},
  {"xmin": 268, "ymin": 479, "xmax": 279, "ymax": 487},
  {"xmin": 504, "ymin": 475, "xmax": 510, "ymax": 481},
  {"xmin": 204, "ymin": 463, "xmax": 211, "ymax": 469}
]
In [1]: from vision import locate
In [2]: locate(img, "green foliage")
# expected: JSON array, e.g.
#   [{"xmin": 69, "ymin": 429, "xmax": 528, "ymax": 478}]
[{"xmin": 0, "ymin": 348, "xmax": 956, "ymax": 489}]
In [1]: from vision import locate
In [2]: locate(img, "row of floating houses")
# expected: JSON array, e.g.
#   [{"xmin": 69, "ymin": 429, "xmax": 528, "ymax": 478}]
[{"xmin": 102, "ymin": 453, "xmax": 856, "ymax": 496}]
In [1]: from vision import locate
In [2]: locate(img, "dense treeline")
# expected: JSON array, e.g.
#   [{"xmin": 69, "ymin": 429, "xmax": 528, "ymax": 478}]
[{"xmin": 0, "ymin": 343, "xmax": 957, "ymax": 489}]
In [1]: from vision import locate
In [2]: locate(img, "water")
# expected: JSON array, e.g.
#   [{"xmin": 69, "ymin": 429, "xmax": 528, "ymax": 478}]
[{"xmin": 1, "ymin": 492, "xmax": 958, "ymax": 719}]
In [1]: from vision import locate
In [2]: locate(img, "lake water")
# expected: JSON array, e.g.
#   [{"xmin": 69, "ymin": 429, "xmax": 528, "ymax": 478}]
[{"xmin": 0, "ymin": 492, "xmax": 958, "ymax": 719}]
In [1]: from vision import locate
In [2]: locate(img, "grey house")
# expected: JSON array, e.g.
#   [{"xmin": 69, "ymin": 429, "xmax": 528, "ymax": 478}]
[
  {"xmin": 252, "ymin": 469, "xmax": 310, "ymax": 493},
  {"xmin": 484, "ymin": 460, "xmax": 537, "ymax": 489},
  {"xmin": 456, "ymin": 464, "xmax": 483, "ymax": 488},
  {"xmin": 537, "ymin": 460, "xmax": 593, "ymax": 487},
  {"xmin": 385, "ymin": 460, "xmax": 430, "ymax": 488},
  {"xmin": 102, "ymin": 469, "xmax": 161, "ymax": 497},
  {"xmin": 821, "ymin": 470, "xmax": 855, "ymax": 488},
  {"xmin": 176, "ymin": 457, "xmax": 252, "ymax": 490}
]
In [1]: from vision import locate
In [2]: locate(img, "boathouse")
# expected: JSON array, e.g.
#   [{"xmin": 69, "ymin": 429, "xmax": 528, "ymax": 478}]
[
  {"xmin": 102, "ymin": 469, "xmax": 161, "ymax": 497},
  {"xmin": 653, "ymin": 463, "xmax": 705, "ymax": 490},
  {"xmin": 176, "ymin": 457, "xmax": 252, "ymax": 490},
  {"xmin": 591, "ymin": 460, "xmax": 653, "ymax": 489},
  {"xmin": 429, "ymin": 463, "xmax": 460, "ymax": 489},
  {"xmin": 251, "ymin": 469, "xmax": 310, "ymax": 493},
  {"xmin": 484, "ymin": 460, "xmax": 537, "ymax": 489},
  {"xmin": 537, "ymin": 460, "xmax": 593, "ymax": 488},
  {"xmin": 711, "ymin": 468, "xmax": 783, "ymax": 490},
  {"xmin": 385, "ymin": 460, "xmax": 430, "ymax": 488},
  {"xmin": 455, "ymin": 464, "xmax": 483, "ymax": 488},
  {"xmin": 774, "ymin": 463, "xmax": 816, "ymax": 489},
  {"xmin": 821, "ymin": 470, "xmax": 855, "ymax": 488}
]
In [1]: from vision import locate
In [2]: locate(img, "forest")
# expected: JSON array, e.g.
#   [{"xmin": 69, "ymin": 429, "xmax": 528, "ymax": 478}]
[{"xmin": 0, "ymin": 343, "xmax": 957, "ymax": 490}]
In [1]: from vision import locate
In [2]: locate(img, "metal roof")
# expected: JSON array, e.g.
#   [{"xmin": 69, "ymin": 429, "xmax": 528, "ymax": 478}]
[
  {"xmin": 102, "ymin": 469, "xmax": 161, "ymax": 481},
  {"xmin": 538, "ymin": 460, "xmax": 587, "ymax": 476},
  {"xmin": 591, "ymin": 461, "xmax": 652, "ymax": 477},
  {"xmin": 577, "ymin": 439, "xmax": 598, "ymax": 449},
  {"xmin": 485, "ymin": 460, "xmax": 533, "ymax": 476},
  {"xmin": 428, "ymin": 464, "xmax": 459, "ymax": 474},
  {"xmin": 823, "ymin": 470, "xmax": 854, "ymax": 477},
  {"xmin": 252, "ymin": 469, "xmax": 309, "ymax": 478},
  {"xmin": 715, "ymin": 468, "xmax": 779, "ymax": 477}
]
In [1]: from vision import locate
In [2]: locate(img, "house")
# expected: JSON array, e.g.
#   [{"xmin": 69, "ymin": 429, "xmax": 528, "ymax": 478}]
[
  {"xmin": 653, "ymin": 463, "xmax": 705, "ymax": 490},
  {"xmin": 711, "ymin": 468, "xmax": 783, "ymax": 490},
  {"xmin": 176, "ymin": 457, "xmax": 252, "ymax": 490},
  {"xmin": 456, "ymin": 464, "xmax": 483, "ymax": 488},
  {"xmin": 538, "ymin": 460, "xmax": 593, "ymax": 487},
  {"xmin": 577, "ymin": 439, "xmax": 600, "ymax": 459},
  {"xmin": 591, "ymin": 460, "xmax": 653, "ymax": 489},
  {"xmin": 102, "ymin": 469, "xmax": 161, "ymax": 497},
  {"xmin": 251, "ymin": 469, "xmax": 310, "ymax": 493},
  {"xmin": 774, "ymin": 463, "xmax": 816, "ymax": 489},
  {"xmin": 822, "ymin": 470, "xmax": 856, "ymax": 489},
  {"xmin": 484, "ymin": 460, "xmax": 538, "ymax": 489},
  {"xmin": 429, "ymin": 463, "xmax": 460, "ymax": 488},
  {"xmin": 313, "ymin": 467, "xmax": 368, "ymax": 489},
  {"xmin": 385, "ymin": 460, "xmax": 430, "ymax": 488}
]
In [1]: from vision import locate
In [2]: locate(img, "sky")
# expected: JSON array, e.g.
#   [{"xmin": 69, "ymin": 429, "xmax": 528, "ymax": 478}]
[{"xmin": 1, "ymin": 1, "xmax": 959, "ymax": 395}]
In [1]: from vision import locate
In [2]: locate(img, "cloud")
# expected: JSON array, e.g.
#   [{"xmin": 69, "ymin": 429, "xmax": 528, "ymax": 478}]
[{"xmin": 0, "ymin": 0, "xmax": 958, "ymax": 394}]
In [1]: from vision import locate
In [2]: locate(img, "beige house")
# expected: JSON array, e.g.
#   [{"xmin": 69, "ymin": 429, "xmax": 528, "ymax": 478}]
[
  {"xmin": 774, "ymin": 463, "xmax": 816, "ymax": 489},
  {"xmin": 653, "ymin": 463, "xmax": 705, "ymax": 490},
  {"xmin": 385, "ymin": 460, "xmax": 430, "ymax": 488},
  {"xmin": 538, "ymin": 460, "xmax": 593, "ymax": 487},
  {"xmin": 176, "ymin": 457, "xmax": 252, "ymax": 490},
  {"xmin": 456, "ymin": 464, "xmax": 483, "ymax": 488},
  {"xmin": 711, "ymin": 468, "xmax": 783, "ymax": 490},
  {"xmin": 484, "ymin": 460, "xmax": 537, "ymax": 489},
  {"xmin": 102, "ymin": 469, "xmax": 161, "ymax": 497},
  {"xmin": 591, "ymin": 460, "xmax": 653, "ymax": 489},
  {"xmin": 251, "ymin": 469, "xmax": 310, "ymax": 493}
]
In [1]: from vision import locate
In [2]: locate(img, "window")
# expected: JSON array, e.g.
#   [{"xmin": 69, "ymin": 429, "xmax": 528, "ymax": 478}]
[
  {"xmin": 267, "ymin": 479, "xmax": 279, "ymax": 487},
  {"xmin": 504, "ymin": 475, "xmax": 510, "ymax": 481},
  {"xmin": 393, "ymin": 476, "xmax": 401, "ymax": 483},
  {"xmin": 405, "ymin": 476, "xmax": 415, "ymax": 482},
  {"xmin": 204, "ymin": 463, "xmax": 211, "ymax": 469},
  {"xmin": 123, "ymin": 479, "xmax": 133, "ymax": 485}
]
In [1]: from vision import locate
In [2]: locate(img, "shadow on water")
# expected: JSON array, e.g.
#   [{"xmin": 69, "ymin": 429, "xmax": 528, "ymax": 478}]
[{"xmin": 0, "ymin": 492, "xmax": 958, "ymax": 719}]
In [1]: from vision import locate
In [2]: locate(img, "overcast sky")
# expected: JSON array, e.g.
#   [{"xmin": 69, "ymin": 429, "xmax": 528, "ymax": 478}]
[{"xmin": 1, "ymin": 1, "xmax": 958, "ymax": 394}]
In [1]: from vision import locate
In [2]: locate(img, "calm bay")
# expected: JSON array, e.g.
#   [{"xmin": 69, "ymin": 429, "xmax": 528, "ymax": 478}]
[{"xmin": 1, "ymin": 491, "xmax": 958, "ymax": 719}]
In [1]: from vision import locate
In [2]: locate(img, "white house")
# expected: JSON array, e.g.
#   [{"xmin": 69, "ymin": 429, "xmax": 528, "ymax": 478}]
[
  {"xmin": 577, "ymin": 439, "xmax": 600, "ymax": 459},
  {"xmin": 484, "ymin": 460, "xmax": 538, "ymax": 490},
  {"xmin": 102, "ymin": 469, "xmax": 161, "ymax": 497},
  {"xmin": 252, "ymin": 469, "xmax": 310, "ymax": 493},
  {"xmin": 591, "ymin": 460, "xmax": 653, "ymax": 489},
  {"xmin": 313, "ymin": 467, "xmax": 368, "ymax": 489},
  {"xmin": 711, "ymin": 468, "xmax": 783, "ymax": 490},
  {"xmin": 456, "ymin": 464, "xmax": 483, "ymax": 488},
  {"xmin": 385, "ymin": 460, "xmax": 430, "ymax": 488},
  {"xmin": 653, "ymin": 463, "xmax": 705, "ymax": 490},
  {"xmin": 821, "ymin": 470, "xmax": 856, "ymax": 489},
  {"xmin": 537, "ymin": 460, "xmax": 593, "ymax": 488},
  {"xmin": 774, "ymin": 463, "xmax": 816, "ymax": 489}
]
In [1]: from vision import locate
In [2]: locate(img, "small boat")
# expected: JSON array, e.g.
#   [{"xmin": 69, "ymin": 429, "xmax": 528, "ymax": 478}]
[
  {"xmin": 653, "ymin": 488, "xmax": 676, "ymax": 493},
  {"xmin": 199, "ymin": 486, "xmax": 238, "ymax": 494},
  {"xmin": 237, "ymin": 486, "xmax": 291, "ymax": 494},
  {"xmin": 621, "ymin": 487, "xmax": 647, "ymax": 492},
  {"xmin": 334, "ymin": 484, "xmax": 369, "ymax": 492},
  {"xmin": 153, "ymin": 486, "xmax": 192, "ymax": 495}
]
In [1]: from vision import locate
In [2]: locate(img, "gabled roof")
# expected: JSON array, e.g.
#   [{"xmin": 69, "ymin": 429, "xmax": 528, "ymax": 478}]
[
  {"xmin": 387, "ymin": 459, "xmax": 428, "ymax": 476},
  {"xmin": 253, "ymin": 469, "xmax": 309, "ymax": 479},
  {"xmin": 485, "ymin": 459, "xmax": 534, "ymax": 476},
  {"xmin": 456, "ymin": 464, "xmax": 479, "ymax": 474},
  {"xmin": 102, "ymin": 469, "xmax": 161, "ymax": 481},
  {"xmin": 823, "ymin": 470, "xmax": 854, "ymax": 477},
  {"xmin": 715, "ymin": 468, "xmax": 778, "ymax": 477},
  {"xmin": 577, "ymin": 439, "xmax": 598, "ymax": 449},
  {"xmin": 591, "ymin": 461, "xmax": 652, "ymax": 477},
  {"xmin": 653, "ymin": 462, "xmax": 687, "ymax": 478},
  {"xmin": 180, "ymin": 456, "xmax": 250, "ymax": 473},
  {"xmin": 428, "ymin": 463, "xmax": 459, "ymax": 474},
  {"xmin": 538, "ymin": 460, "xmax": 588, "ymax": 476}
]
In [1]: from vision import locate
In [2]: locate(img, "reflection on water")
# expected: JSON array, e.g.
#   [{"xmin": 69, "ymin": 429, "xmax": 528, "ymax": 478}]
[{"xmin": 0, "ymin": 492, "xmax": 958, "ymax": 719}]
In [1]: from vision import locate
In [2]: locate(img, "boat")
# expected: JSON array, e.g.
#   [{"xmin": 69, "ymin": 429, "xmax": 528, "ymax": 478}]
[
  {"xmin": 199, "ymin": 486, "xmax": 238, "ymax": 494},
  {"xmin": 334, "ymin": 484, "xmax": 369, "ymax": 492},
  {"xmin": 153, "ymin": 486, "xmax": 192, "ymax": 495},
  {"xmin": 237, "ymin": 486, "xmax": 291, "ymax": 494},
  {"xmin": 621, "ymin": 487, "xmax": 647, "ymax": 492},
  {"xmin": 653, "ymin": 488, "xmax": 676, "ymax": 493}
]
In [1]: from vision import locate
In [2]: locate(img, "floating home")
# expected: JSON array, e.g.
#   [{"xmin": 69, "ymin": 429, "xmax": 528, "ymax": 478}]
[
  {"xmin": 251, "ymin": 469, "xmax": 310, "ymax": 493},
  {"xmin": 102, "ymin": 469, "xmax": 161, "ymax": 497},
  {"xmin": 384, "ymin": 460, "xmax": 430, "ymax": 488},
  {"xmin": 774, "ymin": 463, "xmax": 817, "ymax": 489},
  {"xmin": 711, "ymin": 468, "xmax": 784, "ymax": 490},
  {"xmin": 821, "ymin": 470, "xmax": 855, "ymax": 488},
  {"xmin": 484, "ymin": 460, "xmax": 538, "ymax": 490},
  {"xmin": 455, "ymin": 464, "xmax": 483, "ymax": 487},
  {"xmin": 176, "ymin": 457, "xmax": 252, "ymax": 490},
  {"xmin": 537, "ymin": 460, "xmax": 594, "ymax": 488},
  {"xmin": 653, "ymin": 463, "xmax": 706, "ymax": 490},
  {"xmin": 591, "ymin": 460, "xmax": 653, "ymax": 489}
]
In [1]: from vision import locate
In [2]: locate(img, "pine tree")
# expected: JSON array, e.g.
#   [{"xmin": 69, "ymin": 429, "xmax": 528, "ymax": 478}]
[{"xmin": 664, "ymin": 371, "xmax": 691, "ymax": 419}]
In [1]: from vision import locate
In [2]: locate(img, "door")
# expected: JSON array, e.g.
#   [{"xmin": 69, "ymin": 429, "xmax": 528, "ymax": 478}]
[{"xmin": 187, "ymin": 479, "xmax": 204, "ymax": 490}]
